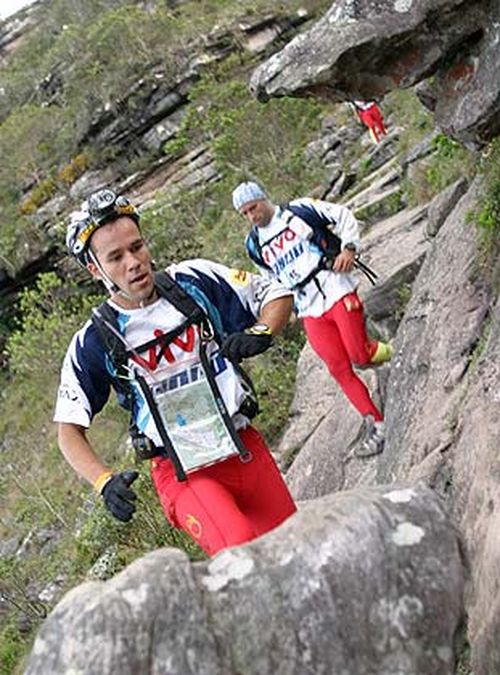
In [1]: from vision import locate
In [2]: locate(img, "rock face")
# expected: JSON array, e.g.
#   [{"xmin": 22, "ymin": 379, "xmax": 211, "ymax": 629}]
[
  {"xmin": 379, "ymin": 179, "xmax": 491, "ymax": 489},
  {"xmin": 0, "ymin": 0, "xmax": 41, "ymax": 54},
  {"xmin": 452, "ymin": 296, "xmax": 500, "ymax": 675},
  {"xmin": 276, "ymin": 176, "xmax": 500, "ymax": 673},
  {"xmin": 250, "ymin": 0, "xmax": 500, "ymax": 148},
  {"xmin": 421, "ymin": 0, "xmax": 500, "ymax": 149},
  {"xmin": 246, "ymin": 10, "xmax": 500, "ymax": 666},
  {"xmin": 25, "ymin": 485, "xmax": 465, "ymax": 675},
  {"xmin": 377, "ymin": 178, "xmax": 500, "ymax": 675}
]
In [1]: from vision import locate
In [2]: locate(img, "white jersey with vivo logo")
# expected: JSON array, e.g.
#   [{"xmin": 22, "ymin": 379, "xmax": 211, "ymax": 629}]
[
  {"xmin": 254, "ymin": 198, "xmax": 360, "ymax": 318},
  {"xmin": 53, "ymin": 258, "xmax": 291, "ymax": 446}
]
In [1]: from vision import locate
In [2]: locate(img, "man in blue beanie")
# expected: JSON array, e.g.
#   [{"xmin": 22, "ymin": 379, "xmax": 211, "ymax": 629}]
[{"xmin": 232, "ymin": 180, "xmax": 393, "ymax": 456}]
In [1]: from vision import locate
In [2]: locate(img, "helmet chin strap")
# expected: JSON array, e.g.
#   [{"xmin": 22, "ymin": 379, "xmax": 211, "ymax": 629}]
[{"xmin": 88, "ymin": 250, "xmax": 134, "ymax": 301}]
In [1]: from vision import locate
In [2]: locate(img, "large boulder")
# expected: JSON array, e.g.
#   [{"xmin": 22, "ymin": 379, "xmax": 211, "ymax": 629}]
[
  {"xmin": 25, "ymin": 484, "xmax": 465, "ymax": 675},
  {"xmin": 379, "ymin": 178, "xmax": 492, "ymax": 488},
  {"xmin": 249, "ymin": 0, "xmax": 499, "ymax": 148},
  {"xmin": 416, "ymin": 0, "xmax": 500, "ymax": 150}
]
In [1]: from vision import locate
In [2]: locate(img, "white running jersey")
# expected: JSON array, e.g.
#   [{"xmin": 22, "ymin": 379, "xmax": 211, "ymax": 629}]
[
  {"xmin": 248, "ymin": 198, "xmax": 360, "ymax": 318},
  {"xmin": 54, "ymin": 258, "xmax": 291, "ymax": 445}
]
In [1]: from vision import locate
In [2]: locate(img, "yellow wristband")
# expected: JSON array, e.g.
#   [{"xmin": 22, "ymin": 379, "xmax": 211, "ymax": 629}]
[
  {"xmin": 247, "ymin": 323, "xmax": 272, "ymax": 336},
  {"xmin": 93, "ymin": 470, "xmax": 113, "ymax": 494}
]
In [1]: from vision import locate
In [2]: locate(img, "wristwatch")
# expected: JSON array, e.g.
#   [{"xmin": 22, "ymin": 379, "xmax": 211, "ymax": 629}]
[
  {"xmin": 247, "ymin": 323, "xmax": 272, "ymax": 335},
  {"xmin": 344, "ymin": 243, "xmax": 357, "ymax": 253}
]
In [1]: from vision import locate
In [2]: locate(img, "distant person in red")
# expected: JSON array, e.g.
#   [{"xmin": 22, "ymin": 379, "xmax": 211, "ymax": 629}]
[{"xmin": 350, "ymin": 100, "xmax": 388, "ymax": 144}]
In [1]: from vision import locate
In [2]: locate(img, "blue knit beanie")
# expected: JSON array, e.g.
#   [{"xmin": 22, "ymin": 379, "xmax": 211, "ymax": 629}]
[{"xmin": 232, "ymin": 181, "xmax": 267, "ymax": 211}]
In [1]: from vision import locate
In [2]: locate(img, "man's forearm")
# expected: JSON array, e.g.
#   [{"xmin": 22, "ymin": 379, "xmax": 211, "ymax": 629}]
[
  {"xmin": 58, "ymin": 422, "xmax": 111, "ymax": 487},
  {"xmin": 258, "ymin": 296, "xmax": 293, "ymax": 335}
]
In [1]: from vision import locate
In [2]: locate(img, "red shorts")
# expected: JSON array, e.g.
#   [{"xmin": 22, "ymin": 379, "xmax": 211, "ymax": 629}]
[{"xmin": 150, "ymin": 425, "xmax": 297, "ymax": 556}]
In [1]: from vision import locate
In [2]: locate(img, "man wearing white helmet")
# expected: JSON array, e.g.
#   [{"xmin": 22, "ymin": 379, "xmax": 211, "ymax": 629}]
[
  {"xmin": 55, "ymin": 187, "xmax": 296, "ymax": 556},
  {"xmin": 232, "ymin": 181, "xmax": 393, "ymax": 456}
]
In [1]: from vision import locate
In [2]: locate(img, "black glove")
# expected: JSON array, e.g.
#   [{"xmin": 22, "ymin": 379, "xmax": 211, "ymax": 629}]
[
  {"xmin": 220, "ymin": 324, "xmax": 273, "ymax": 362},
  {"xmin": 101, "ymin": 470, "xmax": 139, "ymax": 522}
]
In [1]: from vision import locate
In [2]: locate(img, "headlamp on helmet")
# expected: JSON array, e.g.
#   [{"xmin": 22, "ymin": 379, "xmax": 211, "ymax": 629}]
[{"xmin": 66, "ymin": 188, "xmax": 139, "ymax": 267}]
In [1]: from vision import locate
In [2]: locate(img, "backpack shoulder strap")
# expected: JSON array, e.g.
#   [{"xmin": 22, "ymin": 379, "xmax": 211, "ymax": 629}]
[
  {"xmin": 91, "ymin": 272, "xmax": 209, "ymax": 372},
  {"xmin": 244, "ymin": 206, "xmax": 298, "ymax": 271},
  {"xmin": 245, "ymin": 227, "xmax": 271, "ymax": 271},
  {"xmin": 284, "ymin": 202, "xmax": 379, "ymax": 285},
  {"xmin": 91, "ymin": 302, "xmax": 133, "ymax": 408},
  {"xmin": 154, "ymin": 271, "xmax": 205, "ymax": 321},
  {"xmin": 91, "ymin": 302, "xmax": 128, "ymax": 371},
  {"xmin": 285, "ymin": 202, "xmax": 342, "ymax": 259}
]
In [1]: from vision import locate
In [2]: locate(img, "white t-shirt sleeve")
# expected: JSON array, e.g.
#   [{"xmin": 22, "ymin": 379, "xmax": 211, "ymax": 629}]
[
  {"xmin": 53, "ymin": 323, "xmax": 112, "ymax": 427},
  {"xmin": 313, "ymin": 199, "xmax": 361, "ymax": 251},
  {"xmin": 167, "ymin": 258, "xmax": 292, "ymax": 331}
]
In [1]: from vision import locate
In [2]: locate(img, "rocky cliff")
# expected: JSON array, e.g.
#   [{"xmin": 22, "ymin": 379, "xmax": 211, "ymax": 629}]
[
  {"xmin": 251, "ymin": 0, "xmax": 500, "ymax": 150},
  {"xmin": 262, "ymin": 2, "xmax": 500, "ymax": 673}
]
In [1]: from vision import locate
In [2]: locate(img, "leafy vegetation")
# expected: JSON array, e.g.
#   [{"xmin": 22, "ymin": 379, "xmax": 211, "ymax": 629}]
[
  {"xmin": 423, "ymin": 134, "xmax": 476, "ymax": 195},
  {"xmin": 383, "ymin": 90, "xmax": 478, "ymax": 205},
  {"xmin": 149, "ymin": 60, "xmax": 324, "ymax": 267},
  {"xmin": 466, "ymin": 136, "xmax": 500, "ymax": 293},
  {"xmin": 384, "ymin": 88, "xmax": 434, "ymax": 154},
  {"xmin": 474, "ymin": 138, "xmax": 500, "ymax": 249}
]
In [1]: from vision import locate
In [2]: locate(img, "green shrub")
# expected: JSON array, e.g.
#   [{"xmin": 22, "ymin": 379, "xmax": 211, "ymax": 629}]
[
  {"xmin": 0, "ymin": 619, "xmax": 24, "ymax": 675},
  {"xmin": 475, "ymin": 138, "xmax": 500, "ymax": 240},
  {"xmin": 57, "ymin": 153, "xmax": 90, "ymax": 186},
  {"xmin": 74, "ymin": 463, "xmax": 206, "ymax": 579},
  {"xmin": 468, "ymin": 138, "xmax": 500, "ymax": 286},
  {"xmin": 0, "ymin": 105, "xmax": 75, "ymax": 265},
  {"xmin": 159, "ymin": 62, "xmax": 327, "ymax": 268},
  {"xmin": 20, "ymin": 176, "xmax": 57, "ymax": 214},
  {"xmin": 246, "ymin": 322, "xmax": 306, "ymax": 446},
  {"xmin": 402, "ymin": 132, "xmax": 477, "ymax": 205},
  {"xmin": 384, "ymin": 88, "xmax": 434, "ymax": 155},
  {"xmin": 424, "ymin": 134, "xmax": 476, "ymax": 193},
  {"xmin": 6, "ymin": 273, "xmax": 101, "ymax": 379},
  {"xmin": 175, "ymin": 66, "xmax": 324, "ymax": 193}
]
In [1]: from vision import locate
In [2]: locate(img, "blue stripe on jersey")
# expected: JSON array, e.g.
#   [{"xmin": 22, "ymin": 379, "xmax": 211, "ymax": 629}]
[
  {"xmin": 286, "ymin": 202, "xmax": 335, "ymax": 232},
  {"xmin": 73, "ymin": 323, "xmax": 113, "ymax": 419},
  {"xmin": 174, "ymin": 269, "xmax": 255, "ymax": 337}
]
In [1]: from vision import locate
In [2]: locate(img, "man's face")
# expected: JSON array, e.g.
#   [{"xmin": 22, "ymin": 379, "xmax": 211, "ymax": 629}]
[
  {"xmin": 239, "ymin": 199, "xmax": 274, "ymax": 228},
  {"xmin": 87, "ymin": 216, "xmax": 155, "ymax": 307}
]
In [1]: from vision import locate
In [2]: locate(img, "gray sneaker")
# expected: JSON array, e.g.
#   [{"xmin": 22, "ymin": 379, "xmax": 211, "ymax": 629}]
[{"xmin": 353, "ymin": 415, "xmax": 385, "ymax": 458}]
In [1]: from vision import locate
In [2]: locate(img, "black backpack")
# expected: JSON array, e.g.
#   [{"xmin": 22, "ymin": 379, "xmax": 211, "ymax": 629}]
[
  {"xmin": 91, "ymin": 271, "xmax": 256, "ymax": 480},
  {"xmin": 245, "ymin": 202, "xmax": 378, "ymax": 289}
]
